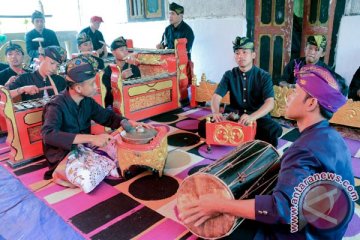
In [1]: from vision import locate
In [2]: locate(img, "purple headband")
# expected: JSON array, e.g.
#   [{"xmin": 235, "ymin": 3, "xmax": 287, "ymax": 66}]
[{"xmin": 295, "ymin": 65, "xmax": 346, "ymax": 113}]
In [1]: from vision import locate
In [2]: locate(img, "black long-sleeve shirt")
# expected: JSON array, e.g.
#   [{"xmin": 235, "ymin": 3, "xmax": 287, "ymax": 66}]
[
  {"xmin": 349, "ymin": 67, "xmax": 360, "ymax": 101},
  {"xmin": 7, "ymin": 70, "xmax": 66, "ymax": 101},
  {"xmin": 280, "ymin": 57, "xmax": 329, "ymax": 85},
  {"xmin": 0, "ymin": 63, "xmax": 8, "ymax": 72},
  {"xmin": 80, "ymin": 27, "xmax": 105, "ymax": 56},
  {"xmin": 160, "ymin": 21, "xmax": 194, "ymax": 59},
  {"xmin": 0, "ymin": 67, "xmax": 29, "ymax": 86},
  {"xmin": 41, "ymin": 89, "xmax": 125, "ymax": 165},
  {"xmin": 25, "ymin": 28, "xmax": 60, "ymax": 59},
  {"xmin": 102, "ymin": 63, "xmax": 141, "ymax": 107},
  {"xmin": 215, "ymin": 66, "xmax": 274, "ymax": 117}
]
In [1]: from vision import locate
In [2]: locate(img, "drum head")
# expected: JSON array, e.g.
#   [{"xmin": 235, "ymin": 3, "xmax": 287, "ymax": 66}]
[{"xmin": 177, "ymin": 173, "xmax": 236, "ymax": 239}]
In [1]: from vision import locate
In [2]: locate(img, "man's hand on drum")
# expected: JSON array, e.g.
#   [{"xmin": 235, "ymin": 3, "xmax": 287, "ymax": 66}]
[
  {"xmin": 238, "ymin": 114, "xmax": 255, "ymax": 126},
  {"xmin": 89, "ymin": 133, "xmax": 114, "ymax": 148},
  {"xmin": 212, "ymin": 112, "xmax": 225, "ymax": 122},
  {"xmin": 179, "ymin": 194, "xmax": 222, "ymax": 227}
]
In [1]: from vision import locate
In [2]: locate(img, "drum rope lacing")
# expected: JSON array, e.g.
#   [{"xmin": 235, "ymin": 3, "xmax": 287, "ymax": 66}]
[{"xmin": 200, "ymin": 142, "xmax": 277, "ymax": 188}]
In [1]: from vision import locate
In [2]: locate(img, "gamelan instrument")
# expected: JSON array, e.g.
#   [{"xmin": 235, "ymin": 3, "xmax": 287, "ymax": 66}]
[
  {"xmin": 126, "ymin": 38, "xmax": 190, "ymax": 101},
  {"xmin": 115, "ymin": 125, "xmax": 168, "ymax": 177},
  {"xmin": 109, "ymin": 64, "xmax": 180, "ymax": 121},
  {"xmin": 0, "ymin": 72, "xmax": 106, "ymax": 166},
  {"xmin": 205, "ymin": 112, "xmax": 257, "ymax": 151},
  {"xmin": 0, "ymin": 87, "xmax": 51, "ymax": 166},
  {"xmin": 177, "ymin": 140, "xmax": 280, "ymax": 239}
]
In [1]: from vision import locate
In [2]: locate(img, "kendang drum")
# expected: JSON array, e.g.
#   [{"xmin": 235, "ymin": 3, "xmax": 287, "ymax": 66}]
[{"xmin": 177, "ymin": 140, "xmax": 280, "ymax": 239}]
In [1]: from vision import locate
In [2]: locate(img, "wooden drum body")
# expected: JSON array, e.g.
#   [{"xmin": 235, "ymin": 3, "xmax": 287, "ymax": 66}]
[{"xmin": 177, "ymin": 140, "xmax": 280, "ymax": 239}]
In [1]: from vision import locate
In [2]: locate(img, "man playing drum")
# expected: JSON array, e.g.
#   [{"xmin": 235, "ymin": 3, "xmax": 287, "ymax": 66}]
[
  {"xmin": 41, "ymin": 55, "xmax": 148, "ymax": 193},
  {"xmin": 180, "ymin": 65, "xmax": 355, "ymax": 239},
  {"xmin": 200, "ymin": 37, "xmax": 282, "ymax": 147}
]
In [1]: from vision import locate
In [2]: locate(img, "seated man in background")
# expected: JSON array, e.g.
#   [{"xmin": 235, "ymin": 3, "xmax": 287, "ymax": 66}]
[
  {"xmin": 156, "ymin": 2, "xmax": 195, "ymax": 104},
  {"xmin": 156, "ymin": 2, "xmax": 194, "ymax": 60},
  {"xmin": 76, "ymin": 32, "xmax": 105, "ymax": 70},
  {"xmin": 279, "ymin": 35, "xmax": 329, "ymax": 86},
  {"xmin": 180, "ymin": 65, "xmax": 355, "ymax": 240},
  {"xmin": 80, "ymin": 16, "xmax": 108, "ymax": 58},
  {"xmin": 349, "ymin": 67, "xmax": 360, "ymax": 101},
  {"xmin": 41, "ymin": 55, "xmax": 147, "ymax": 193},
  {"xmin": 0, "ymin": 42, "xmax": 29, "ymax": 86},
  {"xmin": 102, "ymin": 36, "xmax": 141, "ymax": 108},
  {"xmin": 25, "ymin": 10, "xmax": 60, "ymax": 60},
  {"xmin": 7, "ymin": 46, "xmax": 66, "ymax": 101},
  {"xmin": 199, "ymin": 37, "xmax": 282, "ymax": 147}
]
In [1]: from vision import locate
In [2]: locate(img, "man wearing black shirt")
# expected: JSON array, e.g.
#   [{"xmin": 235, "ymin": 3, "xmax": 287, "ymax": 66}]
[
  {"xmin": 76, "ymin": 32, "xmax": 105, "ymax": 70},
  {"xmin": 156, "ymin": 2, "xmax": 194, "ymax": 60},
  {"xmin": 8, "ymin": 46, "xmax": 66, "ymax": 101},
  {"xmin": 204, "ymin": 37, "xmax": 282, "ymax": 147},
  {"xmin": 80, "ymin": 16, "xmax": 108, "ymax": 58},
  {"xmin": 0, "ymin": 43, "xmax": 29, "ymax": 86},
  {"xmin": 0, "ymin": 63, "xmax": 8, "ymax": 72},
  {"xmin": 25, "ymin": 11, "xmax": 60, "ymax": 60},
  {"xmin": 102, "ymin": 36, "xmax": 141, "ymax": 108},
  {"xmin": 41, "ymin": 55, "xmax": 147, "ymax": 192},
  {"xmin": 279, "ymin": 35, "xmax": 329, "ymax": 86},
  {"xmin": 349, "ymin": 67, "xmax": 360, "ymax": 101}
]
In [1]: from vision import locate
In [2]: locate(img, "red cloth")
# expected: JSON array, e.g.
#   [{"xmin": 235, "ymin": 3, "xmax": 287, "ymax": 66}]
[{"xmin": 91, "ymin": 16, "xmax": 104, "ymax": 22}]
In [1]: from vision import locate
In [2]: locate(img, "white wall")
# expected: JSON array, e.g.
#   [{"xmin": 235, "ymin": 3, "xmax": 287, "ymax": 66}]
[
  {"xmin": 335, "ymin": 15, "xmax": 360, "ymax": 86},
  {"xmin": 0, "ymin": 0, "xmax": 80, "ymax": 33},
  {"xmin": 101, "ymin": 17, "xmax": 246, "ymax": 83},
  {"xmin": 77, "ymin": 0, "xmax": 247, "ymax": 83}
]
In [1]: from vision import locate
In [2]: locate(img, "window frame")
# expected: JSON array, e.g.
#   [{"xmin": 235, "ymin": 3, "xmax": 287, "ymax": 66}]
[{"xmin": 127, "ymin": 0, "xmax": 165, "ymax": 22}]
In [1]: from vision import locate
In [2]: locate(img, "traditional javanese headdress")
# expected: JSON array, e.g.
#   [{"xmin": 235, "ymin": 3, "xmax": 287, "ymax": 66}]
[
  {"xmin": 31, "ymin": 10, "xmax": 45, "ymax": 22},
  {"xmin": 77, "ymin": 32, "xmax": 91, "ymax": 46},
  {"xmin": 295, "ymin": 65, "xmax": 346, "ymax": 113},
  {"xmin": 43, "ymin": 46, "xmax": 67, "ymax": 64},
  {"xmin": 65, "ymin": 55, "xmax": 98, "ymax": 83},
  {"xmin": 5, "ymin": 42, "xmax": 24, "ymax": 55},
  {"xmin": 110, "ymin": 36, "xmax": 127, "ymax": 51},
  {"xmin": 169, "ymin": 2, "xmax": 184, "ymax": 14},
  {"xmin": 307, "ymin": 35, "xmax": 327, "ymax": 51},
  {"xmin": 233, "ymin": 36, "xmax": 254, "ymax": 52}
]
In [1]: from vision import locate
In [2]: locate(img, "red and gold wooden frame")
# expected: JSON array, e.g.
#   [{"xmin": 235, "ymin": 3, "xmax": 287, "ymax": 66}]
[
  {"xmin": 109, "ymin": 39, "xmax": 189, "ymax": 120},
  {"xmin": 110, "ymin": 64, "xmax": 180, "ymax": 121},
  {"xmin": 0, "ymin": 72, "xmax": 106, "ymax": 167},
  {"xmin": 0, "ymin": 87, "xmax": 45, "ymax": 167},
  {"xmin": 127, "ymin": 38, "xmax": 189, "ymax": 101},
  {"xmin": 115, "ymin": 126, "xmax": 168, "ymax": 177},
  {"xmin": 190, "ymin": 74, "xmax": 230, "ymax": 108},
  {"xmin": 205, "ymin": 117, "xmax": 257, "ymax": 150}
]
